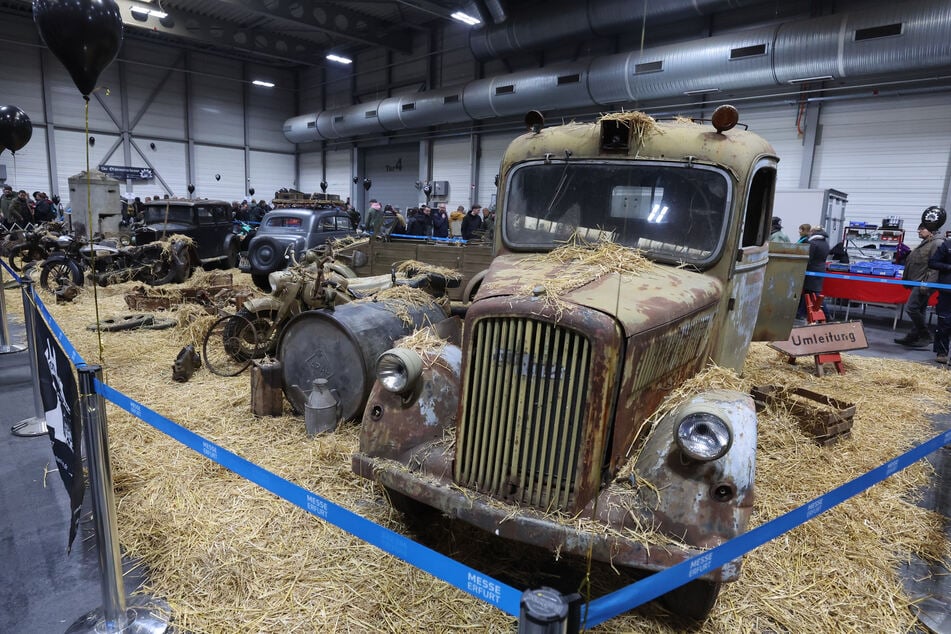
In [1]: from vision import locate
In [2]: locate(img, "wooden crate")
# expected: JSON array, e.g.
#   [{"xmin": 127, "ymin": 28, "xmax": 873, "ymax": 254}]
[{"xmin": 751, "ymin": 384, "xmax": 855, "ymax": 445}]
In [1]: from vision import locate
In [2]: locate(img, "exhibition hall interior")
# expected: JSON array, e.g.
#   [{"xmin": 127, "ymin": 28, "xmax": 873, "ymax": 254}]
[{"xmin": 0, "ymin": 0, "xmax": 949, "ymax": 632}]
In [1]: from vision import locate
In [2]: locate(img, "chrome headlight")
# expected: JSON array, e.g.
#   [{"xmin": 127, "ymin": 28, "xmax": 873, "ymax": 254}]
[
  {"xmin": 675, "ymin": 412, "xmax": 732, "ymax": 462},
  {"xmin": 377, "ymin": 349, "xmax": 422, "ymax": 394}
]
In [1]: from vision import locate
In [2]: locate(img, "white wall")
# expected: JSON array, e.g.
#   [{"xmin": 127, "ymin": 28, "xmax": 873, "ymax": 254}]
[{"xmin": 0, "ymin": 12, "xmax": 296, "ymax": 210}]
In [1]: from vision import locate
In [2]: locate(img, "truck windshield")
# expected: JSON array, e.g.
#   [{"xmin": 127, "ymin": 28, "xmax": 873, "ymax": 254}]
[
  {"xmin": 142, "ymin": 206, "xmax": 192, "ymax": 225},
  {"xmin": 504, "ymin": 161, "xmax": 731, "ymax": 264}
]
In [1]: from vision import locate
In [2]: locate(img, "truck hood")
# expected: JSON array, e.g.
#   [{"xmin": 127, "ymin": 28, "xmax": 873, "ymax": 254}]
[{"xmin": 478, "ymin": 253, "xmax": 722, "ymax": 337}]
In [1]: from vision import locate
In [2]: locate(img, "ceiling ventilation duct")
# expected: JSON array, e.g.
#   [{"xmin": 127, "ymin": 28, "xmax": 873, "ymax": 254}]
[
  {"xmin": 468, "ymin": 0, "xmax": 770, "ymax": 61},
  {"xmin": 284, "ymin": 0, "xmax": 951, "ymax": 143}
]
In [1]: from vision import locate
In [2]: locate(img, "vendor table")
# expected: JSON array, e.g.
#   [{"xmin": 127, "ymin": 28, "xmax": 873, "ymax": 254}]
[{"xmin": 819, "ymin": 269, "xmax": 937, "ymax": 329}]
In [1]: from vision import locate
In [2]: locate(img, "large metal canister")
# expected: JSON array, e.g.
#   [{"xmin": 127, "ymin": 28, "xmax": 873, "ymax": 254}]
[{"xmin": 277, "ymin": 299, "xmax": 448, "ymax": 421}]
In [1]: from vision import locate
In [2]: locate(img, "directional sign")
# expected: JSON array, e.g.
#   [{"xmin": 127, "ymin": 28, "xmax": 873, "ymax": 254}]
[
  {"xmin": 768, "ymin": 321, "xmax": 868, "ymax": 357},
  {"xmin": 98, "ymin": 164, "xmax": 154, "ymax": 180}
]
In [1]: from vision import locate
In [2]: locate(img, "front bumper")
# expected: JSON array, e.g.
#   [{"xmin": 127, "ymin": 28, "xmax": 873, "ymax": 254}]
[{"xmin": 353, "ymin": 451, "xmax": 741, "ymax": 583}]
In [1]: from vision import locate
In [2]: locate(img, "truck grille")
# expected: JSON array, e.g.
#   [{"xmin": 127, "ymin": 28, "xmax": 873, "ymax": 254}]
[{"xmin": 456, "ymin": 317, "xmax": 591, "ymax": 512}]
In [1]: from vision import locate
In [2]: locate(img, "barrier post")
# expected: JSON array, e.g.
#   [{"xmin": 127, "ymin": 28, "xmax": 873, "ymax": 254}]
[
  {"xmin": 66, "ymin": 364, "xmax": 171, "ymax": 634},
  {"xmin": 517, "ymin": 587, "xmax": 581, "ymax": 634},
  {"xmin": 11, "ymin": 280, "xmax": 48, "ymax": 437},
  {"xmin": 0, "ymin": 261, "xmax": 25, "ymax": 353}
]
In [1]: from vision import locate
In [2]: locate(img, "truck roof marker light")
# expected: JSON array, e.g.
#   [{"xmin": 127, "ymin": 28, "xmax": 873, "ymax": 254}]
[
  {"xmin": 711, "ymin": 105, "xmax": 739, "ymax": 134},
  {"xmin": 525, "ymin": 110, "xmax": 545, "ymax": 134}
]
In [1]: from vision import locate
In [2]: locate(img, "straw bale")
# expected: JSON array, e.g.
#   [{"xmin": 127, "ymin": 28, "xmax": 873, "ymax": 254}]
[{"xmin": 17, "ymin": 277, "xmax": 951, "ymax": 634}]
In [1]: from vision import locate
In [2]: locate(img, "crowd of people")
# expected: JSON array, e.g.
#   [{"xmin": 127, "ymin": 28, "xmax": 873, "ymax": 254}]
[
  {"xmin": 362, "ymin": 199, "xmax": 494, "ymax": 241},
  {"xmin": 0, "ymin": 184, "xmax": 65, "ymax": 229}
]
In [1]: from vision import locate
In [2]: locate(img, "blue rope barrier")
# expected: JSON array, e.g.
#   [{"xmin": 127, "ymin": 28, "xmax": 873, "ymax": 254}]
[
  {"xmin": 584, "ymin": 426, "xmax": 951, "ymax": 626},
  {"xmin": 0, "ymin": 257, "xmax": 23, "ymax": 283},
  {"xmin": 20, "ymin": 259, "xmax": 949, "ymax": 627},
  {"xmin": 94, "ymin": 380, "xmax": 523, "ymax": 617},
  {"xmin": 807, "ymin": 270, "xmax": 951, "ymax": 291},
  {"xmin": 32, "ymin": 289, "xmax": 85, "ymax": 366}
]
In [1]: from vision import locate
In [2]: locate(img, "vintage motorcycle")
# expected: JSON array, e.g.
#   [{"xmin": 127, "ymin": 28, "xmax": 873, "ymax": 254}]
[
  {"xmin": 6, "ymin": 221, "xmax": 68, "ymax": 272},
  {"xmin": 218, "ymin": 247, "xmax": 458, "ymax": 361},
  {"xmin": 39, "ymin": 233, "xmax": 194, "ymax": 295}
]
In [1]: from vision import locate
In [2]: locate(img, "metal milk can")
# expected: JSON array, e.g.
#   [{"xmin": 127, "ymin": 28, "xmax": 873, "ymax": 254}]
[{"xmin": 303, "ymin": 378, "xmax": 340, "ymax": 436}]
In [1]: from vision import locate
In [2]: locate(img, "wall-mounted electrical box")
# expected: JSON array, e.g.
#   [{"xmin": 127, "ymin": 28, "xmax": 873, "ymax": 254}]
[{"xmin": 433, "ymin": 180, "xmax": 449, "ymax": 197}]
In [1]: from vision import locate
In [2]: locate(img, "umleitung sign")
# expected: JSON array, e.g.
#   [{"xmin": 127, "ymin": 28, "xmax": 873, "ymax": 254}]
[
  {"xmin": 768, "ymin": 321, "xmax": 868, "ymax": 357},
  {"xmin": 98, "ymin": 164, "xmax": 154, "ymax": 180}
]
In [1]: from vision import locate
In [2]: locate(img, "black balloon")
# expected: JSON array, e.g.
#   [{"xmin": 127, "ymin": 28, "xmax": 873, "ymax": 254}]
[
  {"xmin": 187, "ymin": 184, "xmax": 195, "ymax": 194},
  {"xmin": 363, "ymin": 178, "xmax": 372, "ymax": 191},
  {"xmin": 215, "ymin": 174, "xmax": 221, "ymax": 181},
  {"xmin": 33, "ymin": 0, "xmax": 124, "ymax": 97},
  {"xmin": 0, "ymin": 106, "xmax": 33, "ymax": 153},
  {"xmin": 320, "ymin": 180, "xmax": 328, "ymax": 193},
  {"xmin": 248, "ymin": 187, "xmax": 255, "ymax": 196}
]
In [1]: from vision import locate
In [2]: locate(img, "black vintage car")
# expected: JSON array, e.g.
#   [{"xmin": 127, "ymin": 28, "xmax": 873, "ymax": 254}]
[
  {"xmin": 134, "ymin": 198, "xmax": 243, "ymax": 269},
  {"xmin": 241, "ymin": 206, "xmax": 355, "ymax": 290}
]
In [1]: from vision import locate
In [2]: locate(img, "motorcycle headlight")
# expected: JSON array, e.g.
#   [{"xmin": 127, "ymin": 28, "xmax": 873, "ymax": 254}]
[
  {"xmin": 377, "ymin": 349, "xmax": 422, "ymax": 395},
  {"xmin": 675, "ymin": 412, "xmax": 732, "ymax": 462}
]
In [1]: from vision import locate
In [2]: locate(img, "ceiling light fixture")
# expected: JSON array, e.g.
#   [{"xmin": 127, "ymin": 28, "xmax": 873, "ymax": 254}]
[
  {"xmin": 130, "ymin": 5, "xmax": 166, "ymax": 18},
  {"xmin": 326, "ymin": 54, "xmax": 353, "ymax": 65},
  {"xmin": 252, "ymin": 80, "xmax": 275, "ymax": 88},
  {"xmin": 451, "ymin": 11, "xmax": 481, "ymax": 26}
]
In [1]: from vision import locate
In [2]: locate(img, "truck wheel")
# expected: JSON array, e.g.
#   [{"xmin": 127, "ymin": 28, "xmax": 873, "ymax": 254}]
[
  {"xmin": 222, "ymin": 307, "xmax": 280, "ymax": 358},
  {"xmin": 657, "ymin": 579, "xmax": 721, "ymax": 622},
  {"xmin": 383, "ymin": 486, "xmax": 439, "ymax": 523},
  {"xmin": 40, "ymin": 259, "xmax": 83, "ymax": 293}
]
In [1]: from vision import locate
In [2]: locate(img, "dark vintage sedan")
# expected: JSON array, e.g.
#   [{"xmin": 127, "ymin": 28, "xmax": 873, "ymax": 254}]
[
  {"xmin": 241, "ymin": 207, "xmax": 355, "ymax": 290},
  {"xmin": 134, "ymin": 198, "xmax": 243, "ymax": 269}
]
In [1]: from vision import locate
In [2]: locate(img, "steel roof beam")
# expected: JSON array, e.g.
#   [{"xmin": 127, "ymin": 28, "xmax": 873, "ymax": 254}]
[{"xmin": 211, "ymin": 0, "xmax": 414, "ymax": 54}]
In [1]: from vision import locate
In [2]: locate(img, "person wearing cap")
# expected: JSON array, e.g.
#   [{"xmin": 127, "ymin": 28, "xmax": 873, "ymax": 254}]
[
  {"xmin": 769, "ymin": 216, "xmax": 790, "ymax": 242},
  {"xmin": 929, "ymin": 228, "xmax": 951, "ymax": 363},
  {"xmin": 894, "ymin": 217, "xmax": 942, "ymax": 347}
]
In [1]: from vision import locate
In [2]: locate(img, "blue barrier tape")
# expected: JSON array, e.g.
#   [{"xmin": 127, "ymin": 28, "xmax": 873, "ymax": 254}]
[
  {"xmin": 806, "ymin": 270, "xmax": 951, "ymax": 291},
  {"xmin": 94, "ymin": 379, "xmax": 523, "ymax": 617},
  {"xmin": 32, "ymin": 288, "xmax": 85, "ymax": 366},
  {"xmin": 0, "ymin": 257, "xmax": 23, "ymax": 283},
  {"xmin": 584, "ymin": 426, "xmax": 951, "ymax": 626}
]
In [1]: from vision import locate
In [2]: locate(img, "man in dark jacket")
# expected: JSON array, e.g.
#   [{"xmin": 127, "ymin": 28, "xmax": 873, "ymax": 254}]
[
  {"xmin": 432, "ymin": 203, "xmax": 449, "ymax": 238},
  {"xmin": 929, "ymin": 235, "xmax": 951, "ymax": 363},
  {"xmin": 461, "ymin": 204, "xmax": 484, "ymax": 240},
  {"xmin": 894, "ymin": 220, "xmax": 941, "ymax": 347},
  {"xmin": 797, "ymin": 226, "xmax": 831, "ymax": 320}
]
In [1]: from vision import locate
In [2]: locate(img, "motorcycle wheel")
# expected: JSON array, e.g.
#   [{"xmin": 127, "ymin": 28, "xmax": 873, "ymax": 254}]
[
  {"xmin": 202, "ymin": 314, "xmax": 258, "ymax": 376},
  {"xmin": 40, "ymin": 259, "xmax": 84, "ymax": 294},
  {"xmin": 221, "ymin": 307, "xmax": 280, "ymax": 359},
  {"xmin": 9, "ymin": 244, "xmax": 46, "ymax": 273}
]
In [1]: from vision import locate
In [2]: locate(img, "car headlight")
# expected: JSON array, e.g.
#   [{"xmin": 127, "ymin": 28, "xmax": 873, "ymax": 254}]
[
  {"xmin": 675, "ymin": 412, "xmax": 732, "ymax": 461},
  {"xmin": 377, "ymin": 349, "xmax": 422, "ymax": 395}
]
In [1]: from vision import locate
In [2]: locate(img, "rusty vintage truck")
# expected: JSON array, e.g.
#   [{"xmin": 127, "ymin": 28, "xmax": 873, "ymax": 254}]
[{"xmin": 352, "ymin": 106, "xmax": 806, "ymax": 620}]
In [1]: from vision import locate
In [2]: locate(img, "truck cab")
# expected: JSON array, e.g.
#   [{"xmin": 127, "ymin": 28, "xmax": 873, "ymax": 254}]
[{"xmin": 352, "ymin": 106, "xmax": 805, "ymax": 621}]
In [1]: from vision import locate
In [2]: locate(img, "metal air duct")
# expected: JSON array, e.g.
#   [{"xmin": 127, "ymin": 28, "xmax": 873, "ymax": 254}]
[
  {"xmin": 468, "ymin": 0, "xmax": 768, "ymax": 61},
  {"xmin": 284, "ymin": 0, "xmax": 951, "ymax": 142}
]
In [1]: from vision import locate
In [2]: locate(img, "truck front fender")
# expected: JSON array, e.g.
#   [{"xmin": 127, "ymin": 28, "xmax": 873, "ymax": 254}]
[
  {"xmin": 630, "ymin": 389, "xmax": 757, "ymax": 547},
  {"xmin": 359, "ymin": 343, "xmax": 462, "ymax": 466}
]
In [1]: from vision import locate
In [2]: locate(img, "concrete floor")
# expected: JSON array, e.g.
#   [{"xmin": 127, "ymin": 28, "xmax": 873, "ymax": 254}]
[{"xmin": 0, "ymin": 299, "xmax": 948, "ymax": 632}]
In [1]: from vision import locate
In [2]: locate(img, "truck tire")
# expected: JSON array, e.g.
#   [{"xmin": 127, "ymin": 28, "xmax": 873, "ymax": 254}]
[{"xmin": 657, "ymin": 579, "xmax": 721, "ymax": 622}]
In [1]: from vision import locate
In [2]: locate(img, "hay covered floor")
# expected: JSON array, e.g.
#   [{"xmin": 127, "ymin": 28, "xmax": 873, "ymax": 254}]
[{"xmin": 11, "ymin": 272, "xmax": 951, "ymax": 633}]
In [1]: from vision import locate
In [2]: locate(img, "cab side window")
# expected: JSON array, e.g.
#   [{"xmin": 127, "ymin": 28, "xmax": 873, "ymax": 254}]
[
  {"xmin": 742, "ymin": 165, "xmax": 776, "ymax": 247},
  {"xmin": 196, "ymin": 206, "xmax": 215, "ymax": 225}
]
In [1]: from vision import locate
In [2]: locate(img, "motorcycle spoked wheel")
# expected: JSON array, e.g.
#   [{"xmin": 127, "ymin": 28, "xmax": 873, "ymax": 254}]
[
  {"xmin": 220, "ymin": 307, "xmax": 280, "ymax": 360},
  {"xmin": 8, "ymin": 243, "xmax": 47, "ymax": 273},
  {"xmin": 39, "ymin": 259, "xmax": 84, "ymax": 294},
  {"xmin": 202, "ymin": 313, "xmax": 263, "ymax": 376}
]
